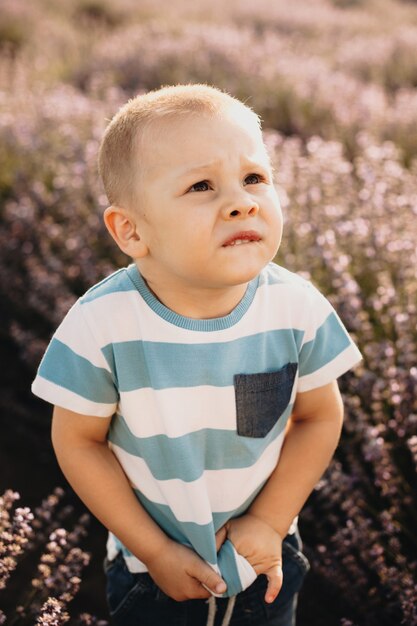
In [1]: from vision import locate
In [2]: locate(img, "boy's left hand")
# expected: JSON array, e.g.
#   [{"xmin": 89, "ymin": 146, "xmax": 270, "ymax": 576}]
[{"xmin": 215, "ymin": 514, "xmax": 283, "ymax": 603}]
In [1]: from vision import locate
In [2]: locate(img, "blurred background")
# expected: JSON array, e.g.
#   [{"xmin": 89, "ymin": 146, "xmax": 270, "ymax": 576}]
[{"xmin": 0, "ymin": 0, "xmax": 416, "ymax": 624}]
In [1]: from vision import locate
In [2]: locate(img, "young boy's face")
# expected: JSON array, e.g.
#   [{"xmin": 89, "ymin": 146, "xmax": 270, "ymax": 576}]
[{"xmin": 133, "ymin": 110, "xmax": 283, "ymax": 293}]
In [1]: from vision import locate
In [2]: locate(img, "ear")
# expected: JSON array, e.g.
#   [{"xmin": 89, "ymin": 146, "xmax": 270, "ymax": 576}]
[{"xmin": 103, "ymin": 206, "xmax": 149, "ymax": 259}]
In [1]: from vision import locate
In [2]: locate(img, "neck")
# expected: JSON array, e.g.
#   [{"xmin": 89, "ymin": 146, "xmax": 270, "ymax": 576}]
[{"xmin": 137, "ymin": 268, "xmax": 249, "ymax": 319}]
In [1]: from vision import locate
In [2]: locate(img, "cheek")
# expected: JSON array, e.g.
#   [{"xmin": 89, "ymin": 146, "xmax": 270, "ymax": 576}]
[
  {"xmin": 276, "ymin": 212, "xmax": 284, "ymax": 234},
  {"xmin": 165, "ymin": 228, "xmax": 207, "ymax": 262},
  {"xmin": 266, "ymin": 209, "xmax": 283, "ymax": 252},
  {"xmin": 183, "ymin": 215, "xmax": 214, "ymax": 244},
  {"xmin": 265, "ymin": 203, "xmax": 282, "ymax": 228},
  {"xmin": 273, "ymin": 203, "xmax": 284, "ymax": 228},
  {"xmin": 153, "ymin": 209, "xmax": 213, "ymax": 257}
]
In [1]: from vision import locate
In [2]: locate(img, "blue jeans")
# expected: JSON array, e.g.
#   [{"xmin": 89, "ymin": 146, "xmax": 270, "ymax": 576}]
[{"xmin": 104, "ymin": 530, "xmax": 310, "ymax": 626}]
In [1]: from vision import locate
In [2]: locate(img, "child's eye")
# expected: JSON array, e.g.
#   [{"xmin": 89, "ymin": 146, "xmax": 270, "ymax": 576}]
[
  {"xmin": 189, "ymin": 180, "xmax": 211, "ymax": 192},
  {"xmin": 244, "ymin": 173, "xmax": 263, "ymax": 185}
]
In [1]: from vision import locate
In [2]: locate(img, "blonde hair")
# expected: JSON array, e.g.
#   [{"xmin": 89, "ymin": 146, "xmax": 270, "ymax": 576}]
[{"xmin": 98, "ymin": 83, "xmax": 261, "ymax": 210}]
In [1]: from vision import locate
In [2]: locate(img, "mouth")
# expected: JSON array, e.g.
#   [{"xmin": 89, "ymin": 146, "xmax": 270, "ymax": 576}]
[{"xmin": 222, "ymin": 230, "xmax": 262, "ymax": 247}]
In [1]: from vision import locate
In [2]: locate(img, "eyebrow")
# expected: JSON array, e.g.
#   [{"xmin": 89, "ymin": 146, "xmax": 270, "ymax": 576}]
[
  {"xmin": 177, "ymin": 157, "xmax": 270, "ymax": 179},
  {"xmin": 177, "ymin": 161, "xmax": 219, "ymax": 178}
]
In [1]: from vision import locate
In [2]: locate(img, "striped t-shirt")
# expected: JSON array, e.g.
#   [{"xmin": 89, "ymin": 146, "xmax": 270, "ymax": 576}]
[{"xmin": 32, "ymin": 261, "xmax": 362, "ymax": 597}]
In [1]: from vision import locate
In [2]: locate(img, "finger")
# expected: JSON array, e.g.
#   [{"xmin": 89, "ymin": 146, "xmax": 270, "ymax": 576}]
[
  {"xmin": 215, "ymin": 525, "xmax": 227, "ymax": 552},
  {"xmin": 187, "ymin": 580, "xmax": 212, "ymax": 600},
  {"xmin": 264, "ymin": 564, "xmax": 283, "ymax": 604},
  {"xmin": 191, "ymin": 559, "xmax": 227, "ymax": 595}
]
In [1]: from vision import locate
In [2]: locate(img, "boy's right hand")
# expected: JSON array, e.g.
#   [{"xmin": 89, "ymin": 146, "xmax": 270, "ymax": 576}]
[
  {"xmin": 50, "ymin": 407, "xmax": 226, "ymax": 602},
  {"xmin": 145, "ymin": 539, "xmax": 227, "ymax": 601}
]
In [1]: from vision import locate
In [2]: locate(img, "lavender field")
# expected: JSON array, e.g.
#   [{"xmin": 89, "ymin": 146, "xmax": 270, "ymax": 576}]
[{"xmin": 1, "ymin": 0, "xmax": 417, "ymax": 624}]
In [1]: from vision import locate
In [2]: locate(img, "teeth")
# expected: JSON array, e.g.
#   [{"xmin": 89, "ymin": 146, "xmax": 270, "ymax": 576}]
[
  {"xmin": 231, "ymin": 239, "xmax": 250, "ymax": 246},
  {"xmin": 225, "ymin": 237, "xmax": 259, "ymax": 247}
]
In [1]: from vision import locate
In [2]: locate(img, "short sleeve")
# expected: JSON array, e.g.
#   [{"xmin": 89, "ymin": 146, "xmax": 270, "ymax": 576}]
[
  {"xmin": 31, "ymin": 300, "xmax": 118, "ymax": 417},
  {"xmin": 297, "ymin": 284, "xmax": 362, "ymax": 392}
]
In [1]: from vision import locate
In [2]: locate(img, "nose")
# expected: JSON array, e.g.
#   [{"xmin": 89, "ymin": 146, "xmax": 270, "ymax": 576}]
[{"xmin": 222, "ymin": 192, "xmax": 259, "ymax": 220}]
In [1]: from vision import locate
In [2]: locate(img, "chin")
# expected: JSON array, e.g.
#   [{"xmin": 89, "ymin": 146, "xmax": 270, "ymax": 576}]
[{"xmin": 223, "ymin": 266, "xmax": 264, "ymax": 286}]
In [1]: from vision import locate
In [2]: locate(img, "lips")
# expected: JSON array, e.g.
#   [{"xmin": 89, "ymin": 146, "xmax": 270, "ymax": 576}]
[{"xmin": 222, "ymin": 230, "xmax": 262, "ymax": 247}]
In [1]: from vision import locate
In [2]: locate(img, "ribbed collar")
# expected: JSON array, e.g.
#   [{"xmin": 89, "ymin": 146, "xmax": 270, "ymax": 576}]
[{"xmin": 126, "ymin": 264, "xmax": 259, "ymax": 332}]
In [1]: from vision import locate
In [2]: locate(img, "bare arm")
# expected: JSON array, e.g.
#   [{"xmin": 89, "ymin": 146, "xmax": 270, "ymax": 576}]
[
  {"xmin": 218, "ymin": 379, "xmax": 344, "ymax": 603},
  {"xmin": 248, "ymin": 379, "xmax": 344, "ymax": 537},
  {"xmin": 51, "ymin": 406, "xmax": 226, "ymax": 600}
]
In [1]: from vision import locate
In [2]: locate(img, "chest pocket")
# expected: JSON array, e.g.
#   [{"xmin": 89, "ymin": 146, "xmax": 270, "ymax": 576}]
[{"xmin": 234, "ymin": 363, "xmax": 298, "ymax": 438}]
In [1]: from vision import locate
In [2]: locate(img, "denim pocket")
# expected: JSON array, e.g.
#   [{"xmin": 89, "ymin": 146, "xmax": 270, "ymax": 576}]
[
  {"xmin": 277, "ymin": 532, "xmax": 310, "ymax": 606},
  {"xmin": 263, "ymin": 531, "xmax": 310, "ymax": 620},
  {"xmin": 234, "ymin": 363, "xmax": 298, "ymax": 438},
  {"xmin": 105, "ymin": 552, "xmax": 157, "ymax": 622},
  {"xmin": 282, "ymin": 533, "xmax": 310, "ymax": 581}
]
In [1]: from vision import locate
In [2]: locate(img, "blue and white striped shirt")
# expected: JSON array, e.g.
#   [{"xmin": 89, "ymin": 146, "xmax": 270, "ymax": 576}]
[{"xmin": 32, "ymin": 262, "xmax": 362, "ymax": 596}]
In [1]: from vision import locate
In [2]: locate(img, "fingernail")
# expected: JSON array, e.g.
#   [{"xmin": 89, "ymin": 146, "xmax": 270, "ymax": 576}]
[{"xmin": 215, "ymin": 582, "xmax": 227, "ymax": 593}]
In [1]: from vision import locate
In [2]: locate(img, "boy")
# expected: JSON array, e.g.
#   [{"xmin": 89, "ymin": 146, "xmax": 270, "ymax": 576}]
[{"xmin": 32, "ymin": 84, "xmax": 362, "ymax": 626}]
